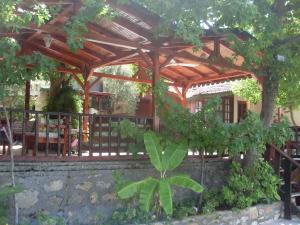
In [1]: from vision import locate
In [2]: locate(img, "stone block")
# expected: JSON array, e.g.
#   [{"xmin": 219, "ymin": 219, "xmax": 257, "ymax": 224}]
[
  {"xmin": 15, "ymin": 189, "xmax": 39, "ymax": 209},
  {"xmin": 44, "ymin": 180, "xmax": 63, "ymax": 192}
]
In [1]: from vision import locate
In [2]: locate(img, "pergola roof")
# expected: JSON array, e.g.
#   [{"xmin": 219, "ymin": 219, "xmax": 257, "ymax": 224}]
[{"xmin": 1, "ymin": 0, "xmax": 254, "ymax": 88}]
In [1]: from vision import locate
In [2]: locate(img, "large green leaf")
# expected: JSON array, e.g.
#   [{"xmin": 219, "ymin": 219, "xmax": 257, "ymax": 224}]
[
  {"xmin": 168, "ymin": 175, "xmax": 204, "ymax": 193},
  {"xmin": 162, "ymin": 141, "xmax": 188, "ymax": 171},
  {"xmin": 144, "ymin": 132, "xmax": 163, "ymax": 172},
  {"xmin": 0, "ymin": 186, "xmax": 23, "ymax": 199},
  {"xmin": 139, "ymin": 177, "xmax": 158, "ymax": 212},
  {"xmin": 117, "ymin": 180, "xmax": 144, "ymax": 199},
  {"xmin": 159, "ymin": 179, "xmax": 173, "ymax": 215}
]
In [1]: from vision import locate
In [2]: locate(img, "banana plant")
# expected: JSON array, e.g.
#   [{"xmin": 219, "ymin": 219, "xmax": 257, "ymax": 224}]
[{"xmin": 117, "ymin": 131, "xmax": 203, "ymax": 215}]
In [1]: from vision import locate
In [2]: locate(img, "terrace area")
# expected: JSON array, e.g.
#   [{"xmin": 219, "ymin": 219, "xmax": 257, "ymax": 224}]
[{"xmin": 0, "ymin": 0, "xmax": 254, "ymax": 161}]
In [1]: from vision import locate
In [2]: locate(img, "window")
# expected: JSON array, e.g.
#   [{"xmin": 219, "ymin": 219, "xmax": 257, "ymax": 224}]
[
  {"xmin": 189, "ymin": 96, "xmax": 233, "ymax": 123},
  {"xmin": 222, "ymin": 96, "xmax": 234, "ymax": 123},
  {"xmin": 195, "ymin": 100, "xmax": 202, "ymax": 113},
  {"xmin": 189, "ymin": 100, "xmax": 203, "ymax": 113}
]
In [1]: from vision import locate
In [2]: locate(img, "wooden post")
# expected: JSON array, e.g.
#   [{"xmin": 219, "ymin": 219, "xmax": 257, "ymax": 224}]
[
  {"xmin": 83, "ymin": 81, "xmax": 90, "ymax": 142},
  {"xmin": 151, "ymin": 51, "xmax": 160, "ymax": 131},
  {"xmin": 24, "ymin": 80, "xmax": 30, "ymax": 120},
  {"xmin": 283, "ymin": 158, "xmax": 291, "ymax": 220},
  {"xmin": 181, "ymin": 86, "xmax": 188, "ymax": 108}
]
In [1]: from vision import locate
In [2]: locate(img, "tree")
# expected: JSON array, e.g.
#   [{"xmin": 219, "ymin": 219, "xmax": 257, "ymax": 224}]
[
  {"xmin": 0, "ymin": 3, "xmax": 57, "ymax": 224},
  {"xmin": 231, "ymin": 78, "xmax": 262, "ymax": 105}
]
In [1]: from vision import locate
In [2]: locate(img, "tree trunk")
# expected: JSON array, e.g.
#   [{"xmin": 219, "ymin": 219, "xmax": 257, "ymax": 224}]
[
  {"xmin": 260, "ymin": 73, "xmax": 280, "ymax": 128},
  {"xmin": 289, "ymin": 105, "xmax": 297, "ymax": 126},
  {"xmin": 243, "ymin": 72, "xmax": 280, "ymax": 169},
  {"xmin": 3, "ymin": 107, "xmax": 18, "ymax": 225}
]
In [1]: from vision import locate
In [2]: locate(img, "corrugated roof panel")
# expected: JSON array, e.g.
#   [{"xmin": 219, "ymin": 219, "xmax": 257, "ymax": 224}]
[
  {"xmin": 99, "ymin": 19, "xmax": 149, "ymax": 44},
  {"xmin": 116, "ymin": 9, "xmax": 152, "ymax": 30}
]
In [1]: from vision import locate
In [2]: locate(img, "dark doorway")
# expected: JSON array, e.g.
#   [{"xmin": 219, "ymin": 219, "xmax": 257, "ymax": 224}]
[{"xmin": 238, "ymin": 101, "xmax": 247, "ymax": 122}]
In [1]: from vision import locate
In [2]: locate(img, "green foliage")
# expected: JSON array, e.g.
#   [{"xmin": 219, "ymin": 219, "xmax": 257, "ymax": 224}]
[
  {"xmin": 266, "ymin": 117, "xmax": 294, "ymax": 147},
  {"xmin": 45, "ymin": 81, "xmax": 82, "ymax": 128},
  {"xmin": 117, "ymin": 119, "xmax": 146, "ymax": 157},
  {"xmin": 0, "ymin": 186, "xmax": 23, "ymax": 225},
  {"xmin": 0, "ymin": 38, "xmax": 58, "ymax": 99},
  {"xmin": 156, "ymin": 83, "xmax": 293, "ymax": 159},
  {"xmin": 201, "ymin": 189, "xmax": 224, "ymax": 214},
  {"xmin": 36, "ymin": 211, "xmax": 66, "ymax": 225},
  {"xmin": 231, "ymin": 79, "xmax": 261, "ymax": 104},
  {"xmin": 64, "ymin": 0, "xmax": 114, "ymax": 52},
  {"xmin": 223, "ymin": 161, "xmax": 280, "ymax": 209},
  {"xmin": 172, "ymin": 199, "xmax": 198, "ymax": 220},
  {"xmin": 117, "ymin": 132, "xmax": 203, "ymax": 216},
  {"xmin": 99, "ymin": 65, "xmax": 138, "ymax": 115},
  {"xmin": 106, "ymin": 207, "xmax": 153, "ymax": 225}
]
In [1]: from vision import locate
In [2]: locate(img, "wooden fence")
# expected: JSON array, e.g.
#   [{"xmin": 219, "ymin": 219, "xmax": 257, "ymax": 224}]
[{"xmin": 0, "ymin": 108, "xmax": 152, "ymax": 160}]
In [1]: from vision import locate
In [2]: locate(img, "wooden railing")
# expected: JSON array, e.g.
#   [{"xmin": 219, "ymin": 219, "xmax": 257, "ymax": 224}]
[
  {"xmin": 265, "ymin": 126, "xmax": 300, "ymax": 220},
  {"xmin": 0, "ymin": 108, "xmax": 152, "ymax": 160}
]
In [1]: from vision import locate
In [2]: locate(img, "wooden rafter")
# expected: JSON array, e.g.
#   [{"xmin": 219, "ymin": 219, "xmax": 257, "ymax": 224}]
[
  {"xmin": 138, "ymin": 49, "xmax": 153, "ymax": 67},
  {"xmin": 93, "ymin": 72, "xmax": 151, "ymax": 84},
  {"xmin": 159, "ymin": 55, "xmax": 173, "ymax": 70},
  {"xmin": 91, "ymin": 51, "xmax": 138, "ymax": 68},
  {"xmin": 25, "ymin": 4, "xmax": 76, "ymax": 42},
  {"xmin": 71, "ymin": 74, "xmax": 84, "ymax": 89},
  {"xmin": 90, "ymin": 77, "xmax": 102, "ymax": 89},
  {"xmin": 25, "ymin": 42, "xmax": 84, "ymax": 69}
]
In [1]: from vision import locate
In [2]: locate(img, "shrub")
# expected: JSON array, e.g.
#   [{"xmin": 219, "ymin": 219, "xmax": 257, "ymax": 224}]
[{"xmin": 223, "ymin": 161, "xmax": 280, "ymax": 209}]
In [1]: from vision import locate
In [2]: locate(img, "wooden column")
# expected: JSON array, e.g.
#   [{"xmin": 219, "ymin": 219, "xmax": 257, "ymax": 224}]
[
  {"xmin": 24, "ymin": 80, "xmax": 31, "ymax": 122},
  {"xmin": 181, "ymin": 87, "xmax": 188, "ymax": 108},
  {"xmin": 24, "ymin": 80, "xmax": 30, "ymax": 110},
  {"xmin": 151, "ymin": 51, "xmax": 160, "ymax": 131},
  {"xmin": 83, "ymin": 80, "xmax": 90, "ymax": 140}
]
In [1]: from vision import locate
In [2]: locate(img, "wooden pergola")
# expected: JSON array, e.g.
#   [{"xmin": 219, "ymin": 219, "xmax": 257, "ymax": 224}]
[{"xmin": 1, "ymin": 0, "xmax": 254, "ymax": 130}]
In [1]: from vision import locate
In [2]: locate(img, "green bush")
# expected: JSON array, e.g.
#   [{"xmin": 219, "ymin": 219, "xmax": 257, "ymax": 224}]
[
  {"xmin": 223, "ymin": 161, "xmax": 280, "ymax": 209},
  {"xmin": 0, "ymin": 186, "xmax": 23, "ymax": 224},
  {"xmin": 36, "ymin": 211, "xmax": 65, "ymax": 225},
  {"xmin": 45, "ymin": 84, "xmax": 82, "ymax": 128},
  {"xmin": 201, "ymin": 189, "xmax": 224, "ymax": 214}
]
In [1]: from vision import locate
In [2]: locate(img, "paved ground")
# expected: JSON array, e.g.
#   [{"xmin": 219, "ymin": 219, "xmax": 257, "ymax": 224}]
[{"xmin": 262, "ymin": 219, "xmax": 300, "ymax": 225}]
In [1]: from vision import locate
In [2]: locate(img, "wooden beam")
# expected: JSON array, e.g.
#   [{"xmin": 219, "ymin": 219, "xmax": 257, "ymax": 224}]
[
  {"xmin": 91, "ymin": 51, "xmax": 138, "ymax": 68},
  {"xmin": 151, "ymin": 51, "xmax": 160, "ymax": 131},
  {"xmin": 31, "ymin": 24, "xmax": 247, "ymax": 72},
  {"xmin": 93, "ymin": 72, "xmax": 152, "ymax": 84},
  {"xmin": 138, "ymin": 49, "xmax": 153, "ymax": 67},
  {"xmin": 172, "ymin": 59, "xmax": 208, "ymax": 77},
  {"xmin": 25, "ymin": 42, "xmax": 84, "ymax": 69},
  {"xmin": 85, "ymin": 33, "xmax": 247, "ymax": 72},
  {"xmin": 70, "ymin": 74, "xmax": 84, "ymax": 89},
  {"xmin": 173, "ymin": 86, "xmax": 184, "ymax": 101},
  {"xmin": 90, "ymin": 77, "xmax": 102, "ymax": 89},
  {"xmin": 159, "ymin": 55, "xmax": 173, "ymax": 70},
  {"xmin": 25, "ymin": 4, "xmax": 75, "ymax": 42}
]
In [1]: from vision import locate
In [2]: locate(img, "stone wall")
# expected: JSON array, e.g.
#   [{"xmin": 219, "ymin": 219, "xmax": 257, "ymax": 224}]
[
  {"xmin": 150, "ymin": 202, "xmax": 282, "ymax": 225},
  {"xmin": 0, "ymin": 158, "xmax": 229, "ymax": 224}
]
